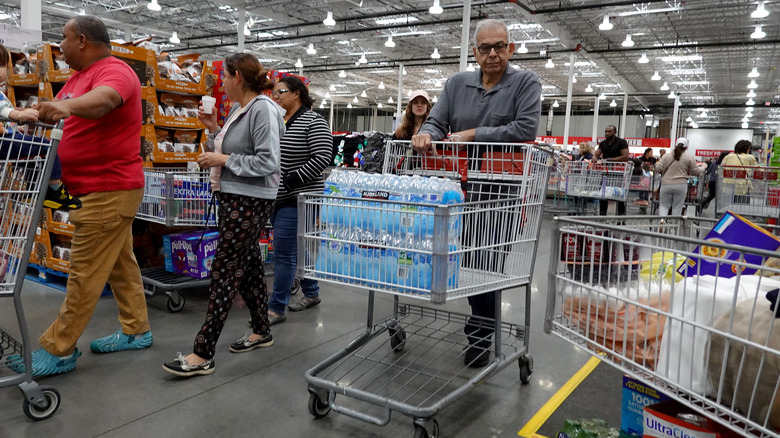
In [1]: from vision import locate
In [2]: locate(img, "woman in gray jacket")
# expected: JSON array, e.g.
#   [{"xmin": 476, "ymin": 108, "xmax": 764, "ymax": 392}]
[{"xmin": 164, "ymin": 53, "xmax": 285, "ymax": 377}]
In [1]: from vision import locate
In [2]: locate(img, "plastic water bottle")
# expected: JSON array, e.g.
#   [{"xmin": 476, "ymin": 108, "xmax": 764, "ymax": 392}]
[
  {"xmin": 447, "ymin": 235, "xmax": 460, "ymax": 289},
  {"xmin": 378, "ymin": 230, "xmax": 398, "ymax": 286},
  {"xmin": 417, "ymin": 238, "xmax": 433, "ymax": 292}
]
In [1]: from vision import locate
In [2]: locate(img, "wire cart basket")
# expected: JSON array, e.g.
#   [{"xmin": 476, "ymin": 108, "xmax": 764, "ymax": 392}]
[
  {"xmin": 136, "ymin": 168, "xmax": 216, "ymax": 227},
  {"xmin": 546, "ymin": 214, "xmax": 780, "ymax": 437},
  {"xmin": 716, "ymin": 165, "xmax": 780, "ymax": 221},
  {"xmin": 0, "ymin": 119, "xmax": 65, "ymax": 420},
  {"xmin": 298, "ymin": 140, "xmax": 552, "ymax": 436},
  {"xmin": 563, "ymin": 161, "xmax": 633, "ymax": 203}
]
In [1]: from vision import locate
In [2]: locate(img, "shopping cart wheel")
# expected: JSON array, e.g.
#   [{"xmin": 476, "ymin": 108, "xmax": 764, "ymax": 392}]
[
  {"xmin": 290, "ymin": 278, "xmax": 301, "ymax": 296},
  {"xmin": 22, "ymin": 386, "xmax": 60, "ymax": 421},
  {"xmin": 166, "ymin": 293, "xmax": 185, "ymax": 313},
  {"xmin": 307, "ymin": 392, "xmax": 331, "ymax": 419},
  {"xmin": 413, "ymin": 419, "xmax": 439, "ymax": 438},
  {"xmin": 389, "ymin": 326, "xmax": 406, "ymax": 353},
  {"xmin": 518, "ymin": 355, "xmax": 534, "ymax": 385}
]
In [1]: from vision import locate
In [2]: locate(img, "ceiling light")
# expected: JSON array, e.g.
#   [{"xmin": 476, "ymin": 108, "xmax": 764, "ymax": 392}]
[
  {"xmin": 660, "ymin": 82, "xmax": 669, "ymax": 91},
  {"xmin": 700, "ymin": 111, "xmax": 708, "ymax": 118},
  {"xmin": 321, "ymin": 99, "xmax": 327, "ymax": 105},
  {"xmin": 358, "ymin": 54, "xmax": 368, "ymax": 64},
  {"xmin": 360, "ymin": 90, "xmax": 367, "ymax": 98},
  {"xmin": 377, "ymin": 103, "xmax": 383, "ymax": 108},
  {"xmin": 294, "ymin": 58, "xmax": 303, "ymax": 68},
  {"xmin": 325, "ymin": 92, "xmax": 331, "ymax": 99},
  {"xmin": 378, "ymin": 81, "xmax": 386, "ymax": 90},
  {"xmin": 319, "ymin": 101, "xmax": 325, "ymax": 109},
  {"xmin": 747, "ymin": 90, "xmax": 757, "ymax": 98},
  {"xmin": 347, "ymin": 103, "xmax": 353, "ymax": 109},
  {"xmin": 685, "ymin": 116, "xmax": 693, "ymax": 122},
  {"xmin": 572, "ymin": 74, "xmax": 577, "ymax": 83},
  {"xmin": 434, "ymin": 80, "xmax": 442, "ymax": 87},
  {"xmin": 244, "ymin": 25, "xmax": 251, "ymax": 36},
  {"xmin": 599, "ymin": 93, "xmax": 607, "ymax": 100},
  {"xmin": 752, "ymin": 1, "xmax": 769, "ymax": 19},
  {"xmin": 540, "ymin": 95, "xmax": 545, "ymax": 101},
  {"xmin": 545, "ymin": 58, "xmax": 554, "ymax": 68},
  {"xmin": 609, "ymin": 99, "xmax": 617, "ymax": 107},
  {"xmin": 306, "ymin": 43, "xmax": 316, "ymax": 55},
  {"xmin": 402, "ymin": 67, "xmax": 407, "ymax": 75},
  {"xmin": 746, "ymin": 106, "xmax": 754, "ymax": 112},
  {"xmin": 622, "ymin": 34, "xmax": 634, "ymax": 47},
  {"xmin": 147, "ymin": 0, "xmax": 161, "ymax": 11},
  {"xmin": 638, "ymin": 53, "xmax": 649, "ymax": 64},
  {"xmin": 748, "ymin": 79, "xmax": 758, "ymax": 89},
  {"xmin": 552, "ymin": 100, "xmax": 559, "ymax": 108},
  {"xmin": 517, "ymin": 42, "xmax": 528, "ymax": 54},
  {"xmin": 466, "ymin": 64, "xmax": 475, "ymax": 72},
  {"xmin": 431, "ymin": 48, "xmax": 440, "ymax": 59},
  {"xmin": 385, "ymin": 36, "xmax": 395, "ymax": 48},
  {"xmin": 742, "ymin": 116, "xmax": 750, "ymax": 122},
  {"xmin": 169, "ymin": 31, "xmax": 179, "ymax": 44},
  {"xmin": 747, "ymin": 98, "xmax": 756, "ymax": 105},
  {"xmin": 651, "ymin": 71, "xmax": 661, "ymax": 81},
  {"xmin": 668, "ymin": 90, "xmax": 676, "ymax": 99},
  {"xmin": 742, "ymin": 122, "xmax": 749, "ymax": 129},
  {"xmin": 388, "ymin": 97, "xmax": 394, "ymax": 103},
  {"xmin": 432, "ymin": 95, "xmax": 437, "ymax": 102},
  {"xmin": 585, "ymin": 84, "xmax": 593, "ymax": 92},
  {"xmin": 749, "ymin": 67, "xmax": 760, "ymax": 78},
  {"xmin": 339, "ymin": 70, "xmax": 347, "ymax": 78},
  {"xmin": 329, "ymin": 84, "xmax": 336, "ymax": 91},
  {"xmin": 352, "ymin": 96, "xmax": 358, "ymax": 103},
  {"xmin": 751, "ymin": 25, "xmax": 766, "ymax": 39},
  {"xmin": 599, "ymin": 15, "xmax": 613, "ymax": 31},
  {"xmin": 323, "ymin": 11, "xmax": 336, "ymax": 27},
  {"xmin": 429, "ymin": 0, "xmax": 443, "ymax": 15}
]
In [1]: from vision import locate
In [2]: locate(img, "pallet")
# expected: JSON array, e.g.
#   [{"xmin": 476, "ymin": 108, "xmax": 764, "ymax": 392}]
[{"xmin": 26, "ymin": 263, "xmax": 112, "ymax": 296}]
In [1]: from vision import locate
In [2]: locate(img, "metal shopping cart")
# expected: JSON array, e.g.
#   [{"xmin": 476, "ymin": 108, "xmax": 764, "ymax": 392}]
[
  {"xmin": 0, "ymin": 119, "xmax": 64, "ymax": 420},
  {"xmin": 546, "ymin": 215, "xmax": 780, "ymax": 437},
  {"xmin": 298, "ymin": 140, "xmax": 552, "ymax": 437},
  {"xmin": 684, "ymin": 175, "xmax": 706, "ymax": 216},
  {"xmin": 628, "ymin": 171, "xmax": 655, "ymax": 214},
  {"xmin": 563, "ymin": 161, "xmax": 633, "ymax": 214},
  {"xmin": 717, "ymin": 165, "xmax": 780, "ymax": 222}
]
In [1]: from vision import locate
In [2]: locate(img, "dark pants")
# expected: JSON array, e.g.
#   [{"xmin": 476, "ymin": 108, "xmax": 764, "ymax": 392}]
[
  {"xmin": 702, "ymin": 180, "xmax": 717, "ymax": 208},
  {"xmin": 193, "ymin": 192, "xmax": 275, "ymax": 360},
  {"xmin": 1, "ymin": 132, "xmax": 61, "ymax": 180},
  {"xmin": 599, "ymin": 200, "xmax": 626, "ymax": 216}
]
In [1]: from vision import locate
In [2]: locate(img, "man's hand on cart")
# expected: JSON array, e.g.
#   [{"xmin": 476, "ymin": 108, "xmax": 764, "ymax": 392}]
[
  {"xmin": 411, "ymin": 133, "xmax": 436, "ymax": 155},
  {"xmin": 36, "ymin": 101, "xmax": 71, "ymax": 123},
  {"xmin": 197, "ymin": 105, "xmax": 219, "ymax": 133},
  {"xmin": 197, "ymin": 152, "xmax": 228, "ymax": 169}
]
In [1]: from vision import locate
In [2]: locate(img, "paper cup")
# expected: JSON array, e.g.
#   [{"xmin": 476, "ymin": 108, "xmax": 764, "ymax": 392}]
[{"xmin": 201, "ymin": 96, "xmax": 216, "ymax": 114}]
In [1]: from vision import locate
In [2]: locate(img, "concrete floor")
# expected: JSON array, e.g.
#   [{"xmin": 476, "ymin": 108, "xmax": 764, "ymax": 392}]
[{"xmin": 0, "ymin": 199, "xmax": 705, "ymax": 438}]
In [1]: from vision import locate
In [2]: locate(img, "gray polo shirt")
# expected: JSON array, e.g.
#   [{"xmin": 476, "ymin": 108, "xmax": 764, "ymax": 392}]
[{"xmin": 418, "ymin": 67, "xmax": 542, "ymax": 142}]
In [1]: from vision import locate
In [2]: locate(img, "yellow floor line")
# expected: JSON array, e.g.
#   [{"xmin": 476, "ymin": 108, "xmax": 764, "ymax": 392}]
[{"xmin": 517, "ymin": 356, "xmax": 601, "ymax": 438}]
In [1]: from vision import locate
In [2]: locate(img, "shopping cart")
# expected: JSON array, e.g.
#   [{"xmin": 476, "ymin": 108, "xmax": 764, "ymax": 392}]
[
  {"xmin": 136, "ymin": 168, "xmax": 216, "ymax": 227},
  {"xmin": 298, "ymin": 140, "xmax": 552, "ymax": 436},
  {"xmin": 628, "ymin": 171, "xmax": 655, "ymax": 214},
  {"xmin": 717, "ymin": 165, "xmax": 780, "ymax": 222},
  {"xmin": 563, "ymin": 161, "xmax": 633, "ymax": 214},
  {"xmin": 684, "ymin": 175, "xmax": 706, "ymax": 216},
  {"xmin": 546, "ymin": 215, "xmax": 780, "ymax": 437},
  {"xmin": 0, "ymin": 119, "xmax": 64, "ymax": 420}
]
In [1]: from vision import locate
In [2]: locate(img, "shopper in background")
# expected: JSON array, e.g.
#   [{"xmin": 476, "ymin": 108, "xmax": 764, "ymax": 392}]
[
  {"xmin": 655, "ymin": 137, "xmax": 704, "ymax": 216},
  {"xmin": 591, "ymin": 125, "xmax": 629, "ymax": 215},
  {"xmin": 721, "ymin": 140, "xmax": 758, "ymax": 204},
  {"xmin": 8, "ymin": 16, "xmax": 151, "ymax": 377},
  {"xmin": 574, "ymin": 143, "xmax": 593, "ymax": 213},
  {"xmin": 0, "ymin": 43, "xmax": 81, "ymax": 211},
  {"xmin": 412, "ymin": 19, "xmax": 542, "ymax": 368},
  {"xmin": 632, "ymin": 147, "xmax": 654, "ymax": 206},
  {"xmin": 267, "ymin": 75, "xmax": 332, "ymax": 325},
  {"xmin": 163, "ymin": 53, "xmax": 284, "ymax": 377},
  {"xmin": 701, "ymin": 151, "xmax": 729, "ymax": 210},
  {"xmin": 394, "ymin": 90, "xmax": 432, "ymax": 140}
]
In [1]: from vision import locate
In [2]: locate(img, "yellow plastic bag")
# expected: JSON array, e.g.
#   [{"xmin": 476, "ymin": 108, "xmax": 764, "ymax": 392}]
[{"xmin": 640, "ymin": 251, "xmax": 685, "ymax": 283}]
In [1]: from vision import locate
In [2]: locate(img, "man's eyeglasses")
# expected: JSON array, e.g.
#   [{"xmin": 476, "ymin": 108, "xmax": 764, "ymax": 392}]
[
  {"xmin": 272, "ymin": 89, "xmax": 290, "ymax": 98},
  {"xmin": 476, "ymin": 42, "xmax": 508, "ymax": 55}
]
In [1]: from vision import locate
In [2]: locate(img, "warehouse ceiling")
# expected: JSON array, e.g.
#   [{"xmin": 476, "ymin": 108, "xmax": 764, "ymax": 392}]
[{"xmin": 1, "ymin": 0, "xmax": 779, "ymax": 133}]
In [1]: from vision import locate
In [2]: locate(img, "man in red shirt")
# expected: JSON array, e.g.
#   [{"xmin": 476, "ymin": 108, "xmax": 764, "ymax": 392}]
[{"xmin": 10, "ymin": 16, "xmax": 152, "ymax": 376}]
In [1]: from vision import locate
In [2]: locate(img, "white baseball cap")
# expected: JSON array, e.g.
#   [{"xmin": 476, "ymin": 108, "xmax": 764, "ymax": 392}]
[
  {"xmin": 676, "ymin": 137, "xmax": 689, "ymax": 148},
  {"xmin": 408, "ymin": 90, "xmax": 430, "ymax": 103}
]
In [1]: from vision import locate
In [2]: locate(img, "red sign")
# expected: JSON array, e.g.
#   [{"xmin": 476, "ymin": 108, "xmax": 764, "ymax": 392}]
[{"xmin": 695, "ymin": 149, "xmax": 728, "ymax": 158}]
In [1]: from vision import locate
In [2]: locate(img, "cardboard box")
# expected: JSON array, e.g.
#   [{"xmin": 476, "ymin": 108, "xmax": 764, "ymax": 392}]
[
  {"xmin": 163, "ymin": 229, "xmax": 219, "ymax": 279},
  {"xmin": 677, "ymin": 211, "xmax": 780, "ymax": 278},
  {"xmin": 643, "ymin": 400, "xmax": 739, "ymax": 438},
  {"xmin": 622, "ymin": 376, "xmax": 670, "ymax": 436}
]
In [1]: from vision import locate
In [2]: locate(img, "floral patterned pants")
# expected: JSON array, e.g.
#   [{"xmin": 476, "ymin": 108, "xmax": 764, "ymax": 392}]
[{"xmin": 193, "ymin": 192, "xmax": 275, "ymax": 360}]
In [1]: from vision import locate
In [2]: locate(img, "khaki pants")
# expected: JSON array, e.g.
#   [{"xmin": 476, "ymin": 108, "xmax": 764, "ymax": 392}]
[{"xmin": 40, "ymin": 188, "xmax": 150, "ymax": 356}]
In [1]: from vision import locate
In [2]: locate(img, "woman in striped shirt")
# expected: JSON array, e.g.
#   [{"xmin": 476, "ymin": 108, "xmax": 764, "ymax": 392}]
[{"xmin": 268, "ymin": 76, "xmax": 332, "ymax": 325}]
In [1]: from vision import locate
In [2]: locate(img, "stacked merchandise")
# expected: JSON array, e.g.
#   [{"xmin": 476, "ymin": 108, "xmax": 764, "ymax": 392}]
[{"xmin": 315, "ymin": 169, "xmax": 464, "ymax": 293}]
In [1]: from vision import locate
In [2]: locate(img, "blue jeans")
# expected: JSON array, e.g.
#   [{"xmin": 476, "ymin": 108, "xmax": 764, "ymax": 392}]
[{"xmin": 268, "ymin": 206, "xmax": 319, "ymax": 315}]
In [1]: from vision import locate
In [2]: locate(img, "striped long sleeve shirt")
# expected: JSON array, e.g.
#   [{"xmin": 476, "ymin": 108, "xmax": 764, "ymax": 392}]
[{"xmin": 276, "ymin": 109, "xmax": 333, "ymax": 208}]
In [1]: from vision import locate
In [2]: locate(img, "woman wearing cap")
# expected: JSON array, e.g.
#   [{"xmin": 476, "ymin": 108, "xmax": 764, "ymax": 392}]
[
  {"xmin": 394, "ymin": 90, "xmax": 432, "ymax": 139},
  {"xmin": 655, "ymin": 137, "xmax": 704, "ymax": 216}
]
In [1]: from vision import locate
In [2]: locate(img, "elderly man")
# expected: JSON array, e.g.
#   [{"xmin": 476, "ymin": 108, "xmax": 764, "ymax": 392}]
[
  {"xmin": 412, "ymin": 19, "xmax": 542, "ymax": 368},
  {"xmin": 10, "ymin": 16, "xmax": 152, "ymax": 376}
]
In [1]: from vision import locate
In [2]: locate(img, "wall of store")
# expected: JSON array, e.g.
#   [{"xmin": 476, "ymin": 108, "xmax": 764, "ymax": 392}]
[
  {"xmin": 686, "ymin": 128, "xmax": 754, "ymax": 157},
  {"xmin": 538, "ymin": 114, "xmax": 647, "ymax": 139}
]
